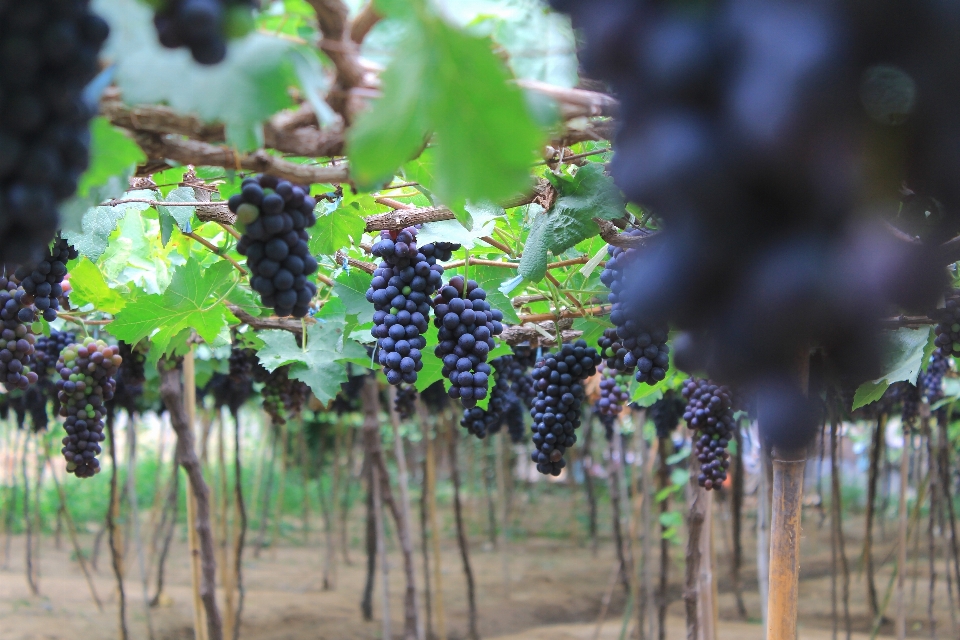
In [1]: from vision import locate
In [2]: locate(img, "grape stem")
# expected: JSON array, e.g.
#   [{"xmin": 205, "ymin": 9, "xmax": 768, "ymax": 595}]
[{"xmin": 182, "ymin": 232, "xmax": 248, "ymax": 275}]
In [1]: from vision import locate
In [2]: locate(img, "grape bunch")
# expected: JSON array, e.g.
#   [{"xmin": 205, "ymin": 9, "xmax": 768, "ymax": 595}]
[
  {"xmin": 256, "ymin": 364, "xmax": 308, "ymax": 426},
  {"xmin": 34, "ymin": 329, "xmax": 75, "ymax": 379},
  {"xmin": 394, "ymin": 385, "xmax": 417, "ymax": 421},
  {"xmin": 933, "ymin": 291, "xmax": 960, "ymax": 356},
  {"xmin": 331, "ymin": 367, "xmax": 366, "ymax": 415},
  {"xmin": 108, "ymin": 342, "xmax": 147, "ymax": 418},
  {"xmin": 434, "ymin": 276, "xmax": 505, "ymax": 407},
  {"xmin": 681, "ymin": 379, "xmax": 735, "ymax": 491},
  {"xmin": 458, "ymin": 355, "xmax": 525, "ymax": 439},
  {"xmin": 0, "ymin": 1, "xmax": 109, "ymax": 266},
  {"xmin": 9, "ymin": 386, "xmax": 49, "ymax": 432},
  {"xmin": 420, "ymin": 379, "xmax": 450, "ymax": 413},
  {"xmin": 898, "ymin": 382, "xmax": 921, "ymax": 431},
  {"xmin": 922, "ymin": 350, "xmax": 950, "ymax": 406},
  {"xmin": 232, "ymin": 175, "xmax": 319, "ymax": 318},
  {"xmin": 599, "ymin": 238, "xmax": 670, "ymax": 385},
  {"xmin": 650, "ymin": 390, "xmax": 686, "ymax": 440},
  {"xmin": 152, "ymin": 0, "xmax": 258, "ymax": 65},
  {"xmin": 13, "ymin": 237, "xmax": 77, "ymax": 322},
  {"xmin": 529, "ymin": 340, "xmax": 602, "ymax": 476},
  {"xmin": 596, "ymin": 366, "xmax": 630, "ymax": 418},
  {"xmin": 0, "ymin": 275, "xmax": 38, "ymax": 390},
  {"xmin": 367, "ymin": 227, "xmax": 450, "ymax": 385},
  {"xmin": 56, "ymin": 338, "xmax": 122, "ymax": 478},
  {"xmin": 552, "ymin": 0, "xmax": 957, "ymax": 444}
]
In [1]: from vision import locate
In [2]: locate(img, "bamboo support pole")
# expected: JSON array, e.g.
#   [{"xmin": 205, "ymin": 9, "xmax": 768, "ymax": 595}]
[
  {"xmin": 183, "ymin": 348, "xmax": 208, "ymax": 640},
  {"xmin": 765, "ymin": 458, "xmax": 806, "ymax": 640},
  {"xmin": 418, "ymin": 400, "xmax": 447, "ymax": 640},
  {"xmin": 896, "ymin": 429, "xmax": 910, "ymax": 640}
]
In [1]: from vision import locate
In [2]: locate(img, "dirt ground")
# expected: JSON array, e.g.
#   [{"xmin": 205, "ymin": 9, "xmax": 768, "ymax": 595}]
[{"xmin": 0, "ymin": 497, "xmax": 951, "ymax": 640}]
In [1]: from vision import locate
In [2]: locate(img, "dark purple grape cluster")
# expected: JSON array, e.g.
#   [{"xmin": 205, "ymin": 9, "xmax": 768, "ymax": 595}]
[
  {"xmin": 331, "ymin": 367, "xmax": 366, "ymax": 415},
  {"xmin": 434, "ymin": 276, "xmax": 505, "ymax": 407},
  {"xmin": 34, "ymin": 329, "xmax": 75, "ymax": 379},
  {"xmin": 367, "ymin": 227, "xmax": 450, "ymax": 385},
  {"xmin": 933, "ymin": 291, "xmax": 960, "ymax": 356},
  {"xmin": 0, "ymin": 275, "xmax": 38, "ymax": 390},
  {"xmin": 108, "ymin": 341, "xmax": 147, "ymax": 418},
  {"xmin": 9, "ymin": 386, "xmax": 49, "ymax": 432},
  {"xmin": 596, "ymin": 366, "xmax": 630, "ymax": 418},
  {"xmin": 458, "ymin": 355, "xmax": 526, "ymax": 439},
  {"xmin": 232, "ymin": 175, "xmax": 319, "ymax": 318},
  {"xmin": 254, "ymin": 363, "xmax": 308, "ymax": 426},
  {"xmin": 921, "ymin": 350, "xmax": 949, "ymax": 405},
  {"xmin": 553, "ymin": 0, "xmax": 957, "ymax": 442},
  {"xmin": 204, "ymin": 347, "xmax": 255, "ymax": 414},
  {"xmin": 898, "ymin": 382, "xmax": 921, "ymax": 431},
  {"xmin": 682, "ymin": 379, "xmax": 735, "ymax": 491},
  {"xmin": 0, "ymin": 1, "xmax": 109, "ymax": 266},
  {"xmin": 13, "ymin": 237, "xmax": 76, "ymax": 322},
  {"xmin": 152, "ymin": 0, "xmax": 258, "ymax": 65},
  {"xmin": 394, "ymin": 385, "xmax": 417, "ymax": 420},
  {"xmin": 529, "ymin": 340, "xmax": 602, "ymax": 476},
  {"xmin": 599, "ymin": 237, "xmax": 670, "ymax": 385},
  {"xmin": 56, "ymin": 338, "xmax": 121, "ymax": 478},
  {"xmin": 650, "ymin": 389, "xmax": 686, "ymax": 440},
  {"xmin": 420, "ymin": 379, "xmax": 450, "ymax": 413}
]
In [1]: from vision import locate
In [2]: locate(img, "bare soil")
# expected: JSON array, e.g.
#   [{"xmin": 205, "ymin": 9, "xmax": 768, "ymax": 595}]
[{"xmin": 0, "ymin": 497, "xmax": 950, "ymax": 639}]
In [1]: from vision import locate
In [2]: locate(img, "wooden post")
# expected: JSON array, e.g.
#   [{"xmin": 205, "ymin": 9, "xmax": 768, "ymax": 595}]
[
  {"xmin": 495, "ymin": 431, "xmax": 511, "ymax": 595},
  {"xmin": 183, "ymin": 351, "xmax": 209, "ymax": 640},
  {"xmin": 896, "ymin": 427, "xmax": 910, "ymax": 640},
  {"xmin": 697, "ymin": 490, "xmax": 717, "ymax": 640},
  {"xmin": 765, "ymin": 457, "xmax": 805, "ymax": 640},
  {"xmin": 418, "ymin": 400, "xmax": 447, "ymax": 640},
  {"xmin": 758, "ymin": 442, "xmax": 772, "ymax": 630}
]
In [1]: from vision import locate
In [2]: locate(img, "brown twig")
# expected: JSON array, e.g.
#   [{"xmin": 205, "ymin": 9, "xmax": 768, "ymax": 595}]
[
  {"xmin": 183, "ymin": 232, "xmax": 248, "ymax": 275},
  {"xmin": 479, "ymin": 235, "xmax": 513, "ymax": 255},
  {"xmin": 334, "ymin": 249, "xmax": 376, "ymax": 274},
  {"xmin": 226, "ymin": 305, "xmax": 315, "ymax": 334},
  {"xmin": 499, "ymin": 323, "xmax": 583, "ymax": 347},
  {"xmin": 58, "ymin": 314, "xmax": 112, "ymax": 326},
  {"xmin": 517, "ymin": 304, "xmax": 610, "ymax": 323},
  {"xmin": 350, "ymin": 2, "xmax": 381, "ymax": 43},
  {"xmin": 132, "ymin": 131, "xmax": 350, "ymax": 185},
  {"xmin": 306, "ymin": 0, "xmax": 365, "ymax": 122},
  {"xmin": 515, "ymin": 79, "xmax": 619, "ymax": 119},
  {"xmin": 595, "ymin": 219, "xmax": 656, "ymax": 248},
  {"xmin": 443, "ymin": 258, "xmax": 520, "ymax": 270}
]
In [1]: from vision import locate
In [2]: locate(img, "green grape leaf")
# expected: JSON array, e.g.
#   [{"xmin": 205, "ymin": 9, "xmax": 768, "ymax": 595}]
[
  {"xmin": 418, "ymin": 201, "xmax": 505, "ymax": 249},
  {"xmin": 109, "ymin": 260, "xmax": 237, "ymax": 357},
  {"xmin": 76, "ymin": 118, "xmax": 146, "ymax": 197},
  {"xmin": 348, "ymin": 11, "xmax": 543, "ymax": 225},
  {"xmin": 226, "ymin": 284, "xmax": 263, "ymax": 318},
  {"xmin": 520, "ymin": 165, "xmax": 624, "ymax": 282},
  {"xmin": 157, "ymin": 187, "xmax": 196, "ymax": 246},
  {"xmin": 67, "ymin": 258, "xmax": 128, "ymax": 314},
  {"xmin": 333, "ymin": 268, "xmax": 374, "ymax": 319},
  {"xmin": 97, "ymin": 0, "xmax": 295, "ymax": 150},
  {"xmin": 256, "ymin": 317, "xmax": 368, "ymax": 404},
  {"xmin": 310, "ymin": 202, "xmax": 366, "ymax": 256},
  {"xmin": 61, "ymin": 190, "xmax": 157, "ymax": 261},
  {"xmin": 851, "ymin": 327, "xmax": 931, "ymax": 410},
  {"xmin": 470, "ymin": 265, "xmax": 520, "ymax": 324},
  {"xmin": 572, "ymin": 317, "xmax": 610, "ymax": 350}
]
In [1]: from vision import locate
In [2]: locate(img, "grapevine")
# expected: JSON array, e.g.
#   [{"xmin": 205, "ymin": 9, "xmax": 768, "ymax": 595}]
[
  {"xmin": 529, "ymin": 340, "xmax": 601, "ymax": 476},
  {"xmin": 56, "ymin": 338, "xmax": 122, "ymax": 478},
  {"xmin": 232, "ymin": 175, "xmax": 319, "ymax": 318}
]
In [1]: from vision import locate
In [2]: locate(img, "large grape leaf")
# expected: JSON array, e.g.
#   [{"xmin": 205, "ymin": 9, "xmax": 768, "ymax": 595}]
[
  {"xmin": 67, "ymin": 258, "xmax": 128, "ymax": 314},
  {"xmin": 62, "ymin": 190, "xmax": 157, "ymax": 261},
  {"xmin": 109, "ymin": 260, "xmax": 237, "ymax": 358},
  {"xmin": 333, "ymin": 269, "xmax": 374, "ymax": 319},
  {"xmin": 852, "ymin": 327, "xmax": 931, "ymax": 410},
  {"xmin": 413, "ymin": 324, "xmax": 444, "ymax": 392},
  {"xmin": 95, "ymin": 0, "xmax": 295, "ymax": 150},
  {"xmin": 256, "ymin": 316, "xmax": 369, "ymax": 404},
  {"xmin": 519, "ymin": 165, "xmax": 625, "ymax": 282},
  {"xmin": 310, "ymin": 201, "xmax": 365, "ymax": 256},
  {"xmin": 348, "ymin": 7, "xmax": 543, "ymax": 228}
]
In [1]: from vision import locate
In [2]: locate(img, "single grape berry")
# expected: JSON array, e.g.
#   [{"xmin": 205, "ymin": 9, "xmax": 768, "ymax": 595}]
[
  {"xmin": 529, "ymin": 340, "xmax": 602, "ymax": 476},
  {"xmin": 56, "ymin": 338, "xmax": 122, "ymax": 478},
  {"xmin": 233, "ymin": 175, "xmax": 319, "ymax": 318},
  {"xmin": 681, "ymin": 378, "xmax": 735, "ymax": 491}
]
